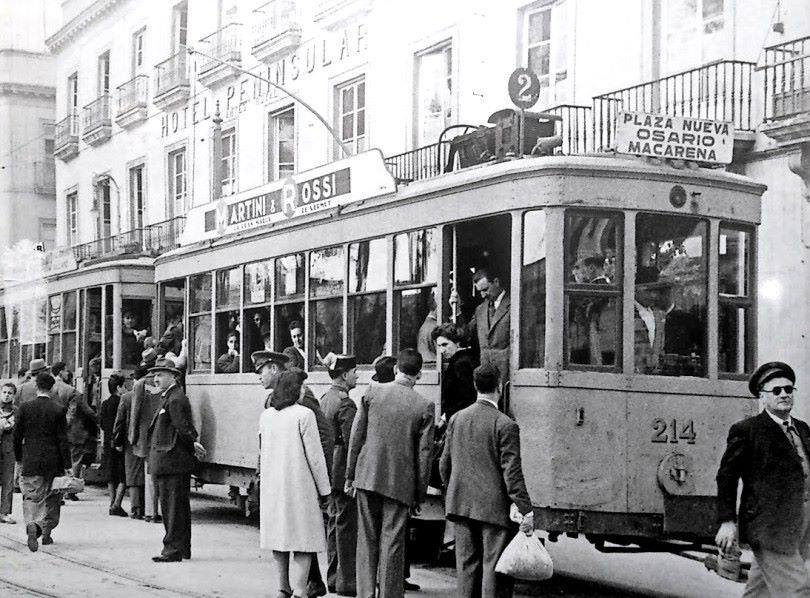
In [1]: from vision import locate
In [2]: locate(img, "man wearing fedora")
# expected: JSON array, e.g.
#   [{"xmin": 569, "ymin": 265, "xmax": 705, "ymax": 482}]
[
  {"xmin": 147, "ymin": 359, "xmax": 205, "ymax": 562},
  {"xmin": 18, "ymin": 359, "xmax": 52, "ymax": 405},
  {"xmin": 320, "ymin": 354, "xmax": 359, "ymax": 596},
  {"xmin": 716, "ymin": 361, "xmax": 810, "ymax": 596}
]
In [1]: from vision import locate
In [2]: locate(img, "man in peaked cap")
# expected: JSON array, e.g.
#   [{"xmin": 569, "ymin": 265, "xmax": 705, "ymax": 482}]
[
  {"xmin": 716, "ymin": 361, "xmax": 810, "ymax": 595},
  {"xmin": 320, "ymin": 354, "xmax": 359, "ymax": 595}
]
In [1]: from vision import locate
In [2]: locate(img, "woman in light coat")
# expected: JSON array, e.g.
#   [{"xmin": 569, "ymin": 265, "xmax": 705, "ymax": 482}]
[{"xmin": 259, "ymin": 370, "xmax": 330, "ymax": 598}]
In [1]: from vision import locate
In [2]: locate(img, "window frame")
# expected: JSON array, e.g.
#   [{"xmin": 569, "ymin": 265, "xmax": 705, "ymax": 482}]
[
  {"xmin": 268, "ymin": 106, "xmax": 295, "ymax": 181},
  {"xmin": 221, "ymin": 128, "xmax": 237, "ymax": 195},
  {"xmin": 129, "ymin": 163, "xmax": 145, "ymax": 230},
  {"xmin": 335, "ymin": 76, "xmax": 366, "ymax": 156},
  {"xmin": 717, "ymin": 222, "xmax": 755, "ymax": 379},
  {"xmin": 132, "ymin": 27, "xmax": 146, "ymax": 75},
  {"xmin": 66, "ymin": 191, "xmax": 78, "ymax": 245},
  {"xmin": 167, "ymin": 146, "xmax": 187, "ymax": 218},
  {"xmin": 97, "ymin": 51, "xmax": 111, "ymax": 95},
  {"xmin": 413, "ymin": 39, "xmax": 454, "ymax": 148},
  {"xmin": 347, "ymin": 236, "xmax": 388, "ymax": 366}
]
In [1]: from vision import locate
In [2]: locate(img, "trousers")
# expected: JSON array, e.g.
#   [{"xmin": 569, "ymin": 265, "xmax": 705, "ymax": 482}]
[
  {"xmin": 144, "ymin": 462, "xmax": 160, "ymax": 518},
  {"xmin": 327, "ymin": 490, "xmax": 357, "ymax": 593},
  {"xmin": 155, "ymin": 473, "xmax": 191, "ymax": 559},
  {"xmin": 0, "ymin": 446, "xmax": 15, "ymax": 515},
  {"xmin": 453, "ymin": 517, "xmax": 513, "ymax": 598},
  {"xmin": 356, "ymin": 490, "xmax": 409, "ymax": 598},
  {"xmin": 19, "ymin": 475, "xmax": 61, "ymax": 535}
]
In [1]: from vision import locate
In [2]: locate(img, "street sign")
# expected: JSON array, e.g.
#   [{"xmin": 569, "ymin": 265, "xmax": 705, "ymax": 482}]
[
  {"xmin": 508, "ymin": 68, "xmax": 541, "ymax": 110},
  {"xmin": 615, "ymin": 110, "xmax": 734, "ymax": 164}
]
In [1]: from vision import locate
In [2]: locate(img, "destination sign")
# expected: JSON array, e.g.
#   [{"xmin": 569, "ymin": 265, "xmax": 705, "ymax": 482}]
[
  {"xmin": 182, "ymin": 150, "xmax": 396, "ymax": 245},
  {"xmin": 615, "ymin": 111, "xmax": 734, "ymax": 164}
]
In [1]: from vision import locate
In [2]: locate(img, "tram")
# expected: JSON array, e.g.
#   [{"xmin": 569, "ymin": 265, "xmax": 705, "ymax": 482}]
[{"xmin": 154, "ymin": 142, "xmax": 763, "ymax": 554}]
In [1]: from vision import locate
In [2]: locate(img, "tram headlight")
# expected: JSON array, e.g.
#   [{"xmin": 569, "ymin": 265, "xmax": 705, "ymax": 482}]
[{"xmin": 669, "ymin": 185, "xmax": 687, "ymax": 208}]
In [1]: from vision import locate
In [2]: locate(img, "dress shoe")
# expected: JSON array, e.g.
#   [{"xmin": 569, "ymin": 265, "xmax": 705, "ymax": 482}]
[
  {"xmin": 307, "ymin": 581, "xmax": 327, "ymax": 598},
  {"xmin": 152, "ymin": 515, "xmax": 163, "ymax": 523},
  {"xmin": 26, "ymin": 522, "xmax": 38, "ymax": 552},
  {"xmin": 41, "ymin": 534, "xmax": 53, "ymax": 545},
  {"xmin": 404, "ymin": 580, "xmax": 421, "ymax": 592},
  {"xmin": 66, "ymin": 493, "xmax": 79, "ymax": 501},
  {"xmin": 0, "ymin": 514, "xmax": 16, "ymax": 524},
  {"xmin": 152, "ymin": 554, "xmax": 182, "ymax": 563},
  {"xmin": 109, "ymin": 506, "xmax": 128, "ymax": 517}
]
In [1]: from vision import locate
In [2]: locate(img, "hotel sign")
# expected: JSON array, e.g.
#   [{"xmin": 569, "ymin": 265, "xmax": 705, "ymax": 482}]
[
  {"xmin": 615, "ymin": 111, "xmax": 734, "ymax": 164},
  {"xmin": 181, "ymin": 150, "xmax": 396, "ymax": 245}
]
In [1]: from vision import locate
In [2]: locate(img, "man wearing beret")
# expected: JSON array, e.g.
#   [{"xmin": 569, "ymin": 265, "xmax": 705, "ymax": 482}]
[
  {"xmin": 716, "ymin": 361, "xmax": 810, "ymax": 595},
  {"xmin": 148, "ymin": 359, "xmax": 206, "ymax": 562},
  {"xmin": 320, "ymin": 354, "xmax": 359, "ymax": 596}
]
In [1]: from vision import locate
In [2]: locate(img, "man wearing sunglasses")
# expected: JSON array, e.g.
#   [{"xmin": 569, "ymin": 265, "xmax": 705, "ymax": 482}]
[{"xmin": 716, "ymin": 361, "xmax": 810, "ymax": 596}]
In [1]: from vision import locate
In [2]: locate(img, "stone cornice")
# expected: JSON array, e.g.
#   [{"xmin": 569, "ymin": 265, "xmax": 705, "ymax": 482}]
[
  {"xmin": 45, "ymin": 0, "xmax": 125, "ymax": 53},
  {"xmin": 0, "ymin": 82, "xmax": 55, "ymax": 99}
]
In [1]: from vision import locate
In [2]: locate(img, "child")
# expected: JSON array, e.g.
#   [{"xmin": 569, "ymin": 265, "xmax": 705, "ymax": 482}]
[{"xmin": 0, "ymin": 383, "xmax": 17, "ymax": 523}]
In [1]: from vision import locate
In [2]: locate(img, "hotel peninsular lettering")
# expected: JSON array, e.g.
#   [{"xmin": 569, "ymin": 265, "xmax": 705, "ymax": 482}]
[{"xmin": 160, "ymin": 23, "xmax": 367, "ymax": 137}]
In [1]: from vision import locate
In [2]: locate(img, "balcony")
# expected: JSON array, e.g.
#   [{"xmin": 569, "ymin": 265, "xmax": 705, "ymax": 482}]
[
  {"xmin": 762, "ymin": 35, "xmax": 810, "ymax": 144},
  {"xmin": 313, "ymin": 0, "xmax": 372, "ymax": 30},
  {"xmin": 544, "ymin": 104, "xmax": 592, "ymax": 155},
  {"xmin": 592, "ymin": 59, "xmax": 756, "ymax": 155},
  {"xmin": 54, "ymin": 114, "xmax": 79, "ymax": 161},
  {"xmin": 198, "ymin": 23, "xmax": 242, "ymax": 88},
  {"xmin": 154, "ymin": 52, "xmax": 190, "ymax": 111},
  {"xmin": 81, "ymin": 94, "xmax": 112, "ymax": 146},
  {"xmin": 384, "ymin": 140, "xmax": 452, "ymax": 184},
  {"xmin": 34, "ymin": 161, "xmax": 55, "ymax": 195},
  {"xmin": 115, "ymin": 75, "xmax": 149, "ymax": 128},
  {"xmin": 251, "ymin": 0, "xmax": 301, "ymax": 64},
  {"xmin": 71, "ymin": 217, "xmax": 186, "ymax": 264}
]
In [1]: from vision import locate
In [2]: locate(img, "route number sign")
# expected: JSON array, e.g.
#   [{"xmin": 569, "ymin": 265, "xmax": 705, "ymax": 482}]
[{"xmin": 508, "ymin": 68, "xmax": 541, "ymax": 110}]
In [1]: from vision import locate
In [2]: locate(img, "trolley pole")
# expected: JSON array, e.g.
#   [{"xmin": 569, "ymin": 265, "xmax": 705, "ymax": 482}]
[{"xmin": 186, "ymin": 47, "xmax": 351, "ymax": 158}]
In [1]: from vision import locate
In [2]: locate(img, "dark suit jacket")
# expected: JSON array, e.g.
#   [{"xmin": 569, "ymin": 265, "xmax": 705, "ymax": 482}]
[
  {"xmin": 346, "ymin": 379, "xmax": 435, "ymax": 506},
  {"xmin": 13, "ymin": 395, "xmax": 71, "ymax": 477},
  {"xmin": 440, "ymin": 400, "xmax": 532, "ymax": 528},
  {"xmin": 298, "ymin": 385, "xmax": 334, "ymax": 477},
  {"xmin": 441, "ymin": 348, "xmax": 478, "ymax": 421},
  {"xmin": 463, "ymin": 294, "xmax": 511, "ymax": 382},
  {"xmin": 148, "ymin": 384, "xmax": 198, "ymax": 476},
  {"xmin": 717, "ymin": 410, "xmax": 810, "ymax": 553}
]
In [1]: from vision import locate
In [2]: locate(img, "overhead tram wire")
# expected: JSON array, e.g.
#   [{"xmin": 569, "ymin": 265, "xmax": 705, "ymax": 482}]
[{"xmin": 185, "ymin": 45, "xmax": 352, "ymax": 159}]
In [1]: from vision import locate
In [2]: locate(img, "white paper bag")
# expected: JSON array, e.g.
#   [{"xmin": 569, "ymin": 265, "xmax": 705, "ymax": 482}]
[
  {"xmin": 51, "ymin": 475, "xmax": 85, "ymax": 494},
  {"xmin": 495, "ymin": 532, "xmax": 553, "ymax": 581}
]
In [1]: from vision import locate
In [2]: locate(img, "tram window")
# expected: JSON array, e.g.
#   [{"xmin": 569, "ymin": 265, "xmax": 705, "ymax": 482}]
[
  {"xmin": 104, "ymin": 285, "xmax": 114, "ymax": 368},
  {"xmin": 48, "ymin": 294, "xmax": 62, "ymax": 365},
  {"xmin": 214, "ymin": 268, "xmax": 242, "ymax": 374},
  {"xmin": 393, "ymin": 228, "xmax": 437, "ymax": 364},
  {"xmin": 244, "ymin": 261, "xmax": 273, "ymax": 369},
  {"xmin": 309, "ymin": 246, "xmax": 344, "ymax": 364},
  {"xmin": 718, "ymin": 226, "xmax": 753, "ymax": 375},
  {"xmin": 0, "ymin": 307, "xmax": 7, "ymax": 378},
  {"xmin": 9, "ymin": 306, "xmax": 19, "ymax": 375},
  {"xmin": 275, "ymin": 253, "xmax": 305, "ymax": 300},
  {"xmin": 62, "ymin": 291, "xmax": 78, "ymax": 372},
  {"xmin": 634, "ymin": 214, "xmax": 707, "ymax": 377},
  {"xmin": 159, "ymin": 279, "xmax": 185, "ymax": 361},
  {"xmin": 564, "ymin": 212, "xmax": 621, "ymax": 369},
  {"xmin": 275, "ymin": 304, "xmax": 305, "ymax": 368},
  {"xmin": 189, "ymin": 273, "xmax": 213, "ymax": 373},
  {"xmin": 348, "ymin": 239, "xmax": 387, "ymax": 365},
  {"xmin": 121, "ymin": 299, "xmax": 151, "ymax": 369},
  {"xmin": 520, "ymin": 210, "xmax": 546, "ymax": 368},
  {"xmin": 275, "ymin": 253, "xmax": 307, "ymax": 365},
  {"xmin": 84, "ymin": 287, "xmax": 102, "ymax": 371}
]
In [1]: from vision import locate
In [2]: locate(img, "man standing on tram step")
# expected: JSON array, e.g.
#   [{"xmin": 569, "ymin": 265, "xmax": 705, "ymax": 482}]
[
  {"xmin": 18, "ymin": 359, "xmax": 52, "ymax": 405},
  {"xmin": 449, "ymin": 267, "xmax": 511, "ymax": 388},
  {"xmin": 147, "ymin": 358, "xmax": 206, "ymax": 562},
  {"xmin": 252, "ymin": 350, "xmax": 334, "ymax": 598},
  {"xmin": 716, "ymin": 361, "xmax": 810, "ymax": 596},
  {"xmin": 14, "ymin": 372, "xmax": 71, "ymax": 551},
  {"xmin": 346, "ymin": 348, "xmax": 435, "ymax": 598},
  {"xmin": 440, "ymin": 363, "xmax": 534, "ymax": 598},
  {"xmin": 320, "ymin": 354, "xmax": 359, "ymax": 596}
]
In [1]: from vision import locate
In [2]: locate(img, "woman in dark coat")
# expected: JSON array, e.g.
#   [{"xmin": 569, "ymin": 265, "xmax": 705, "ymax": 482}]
[
  {"xmin": 101, "ymin": 374, "xmax": 127, "ymax": 517},
  {"xmin": 432, "ymin": 323, "xmax": 479, "ymax": 422}
]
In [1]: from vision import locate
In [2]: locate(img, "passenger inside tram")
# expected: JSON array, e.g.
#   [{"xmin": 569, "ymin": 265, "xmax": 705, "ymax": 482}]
[
  {"xmin": 215, "ymin": 331, "xmax": 240, "ymax": 374},
  {"xmin": 281, "ymin": 321, "xmax": 306, "ymax": 370},
  {"xmin": 121, "ymin": 308, "xmax": 149, "ymax": 368}
]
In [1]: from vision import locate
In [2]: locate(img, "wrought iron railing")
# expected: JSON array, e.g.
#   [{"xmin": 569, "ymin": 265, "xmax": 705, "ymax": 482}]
[
  {"xmin": 252, "ymin": 0, "xmax": 298, "ymax": 46},
  {"xmin": 199, "ymin": 23, "xmax": 242, "ymax": 74},
  {"xmin": 384, "ymin": 140, "xmax": 452, "ymax": 183},
  {"xmin": 71, "ymin": 217, "xmax": 186, "ymax": 263},
  {"xmin": 54, "ymin": 114, "xmax": 79, "ymax": 150},
  {"xmin": 763, "ymin": 35, "xmax": 810, "ymax": 121},
  {"xmin": 543, "ymin": 104, "xmax": 592, "ymax": 155},
  {"xmin": 592, "ymin": 60, "xmax": 755, "ymax": 150},
  {"xmin": 155, "ymin": 52, "xmax": 189, "ymax": 97},
  {"xmin": 117, "ymin": 75, "xmax": 149, "ymax": 115},
  {"xmin": 82, "ymin": 94, "xmax": 111, "ymax": 133}
]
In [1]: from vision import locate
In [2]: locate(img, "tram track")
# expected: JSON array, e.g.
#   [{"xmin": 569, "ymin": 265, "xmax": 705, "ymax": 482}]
[{"xmin": 0, "ymin": 531, "xmax": 220, "ymax": 598}]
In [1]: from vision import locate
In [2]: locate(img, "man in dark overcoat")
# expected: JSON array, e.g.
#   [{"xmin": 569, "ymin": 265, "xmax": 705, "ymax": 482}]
[
  {"xmin": 148, "ymin": 359, "xmax": 205, "ymax": 562},
  {"xmin": 14, "ymin": 372, "xmax": 71, "ymax": 551},
  {"xmin": 346, "ymin": 349, "xmax": 434, "ymax": 598},
  {"xmin": 716, "ymin": 361, "xmax": 810, "ymax": 595},
  {"xmin": 440, "ymin": 363, "xmax": 533, "ymax": 598}
]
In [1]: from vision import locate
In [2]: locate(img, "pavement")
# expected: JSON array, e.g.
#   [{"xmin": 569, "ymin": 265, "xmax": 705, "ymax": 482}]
[{"xmin": 0, "ymin": 484, "xmax": 746, "ymax": 597}]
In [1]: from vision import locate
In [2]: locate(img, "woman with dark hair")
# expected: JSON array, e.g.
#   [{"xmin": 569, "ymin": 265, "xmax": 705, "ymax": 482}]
[
  {"xmin": 101, "ymin": 373, "xmax": 127, "ymax": 517},
  {"xmin": 432, "ymin": 322, "xmax": 479, "ymax": 422},
  {"xmin": 259, "ymin": 370, "xmax": 331, "ymax": 598},
  {"xmin": 216, "ymin": 331, "xmax": 240, "ymax": 373}
]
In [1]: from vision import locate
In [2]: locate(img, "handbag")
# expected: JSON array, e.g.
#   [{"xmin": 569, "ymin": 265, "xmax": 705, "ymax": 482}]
[
  {"xmin": 51, "ymin": 475, "xmax": 85, "ymax": 494},
  {"xmin": 495, "ymin": 531, "xmax": 553, "ymax": 581}
]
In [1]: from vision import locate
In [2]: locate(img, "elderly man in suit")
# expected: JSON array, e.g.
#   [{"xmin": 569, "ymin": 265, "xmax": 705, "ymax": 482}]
[
  {"xmin": 716, "ymin": 361, "xmax": 810, "ymax": 596},
  {"xmin": 449, "ymin": 268, "xmax": 511, "ymax": 386},
  {"xmin": 148, "ymin": 359, "xmax": 205, "ymax": 562},
  {"xmin": 13, "ymin": 372, "xmax": 71, "ymax": 552},
  {"xmin": 17, "ymin": 359, "xmax": 52, "ymax": 405},
  {"xmin": 346, "ymin": 348, "xmax": 434, "ymax": 598},
  {"xmin": 440, "ymin": 363, "xmax": 533, "ymax": 598}
]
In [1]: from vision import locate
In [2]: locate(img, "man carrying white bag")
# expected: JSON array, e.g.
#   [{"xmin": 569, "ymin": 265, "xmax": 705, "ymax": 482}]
[{"xmin": 440, "ymin": 363, "xmax": 546, "ymax": 598}]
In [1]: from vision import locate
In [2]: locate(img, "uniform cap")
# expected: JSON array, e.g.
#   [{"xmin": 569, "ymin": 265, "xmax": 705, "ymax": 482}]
[
  {"xmin": 748, "ymin": 361, "xmax": 796, "ymax": 396},
  {"xmin": 251, "ymin": 350, "xmax": 289, "ymax": 373}
]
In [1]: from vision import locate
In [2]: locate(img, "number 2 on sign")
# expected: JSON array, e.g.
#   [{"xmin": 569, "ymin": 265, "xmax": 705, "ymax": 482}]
[
  {"xmin": 651, "ymin": 418, "xmax": 696, "ymax": 444},
  {"xmin": 517, "ymin": 74, "xmax": 533, "ymax": 100}
]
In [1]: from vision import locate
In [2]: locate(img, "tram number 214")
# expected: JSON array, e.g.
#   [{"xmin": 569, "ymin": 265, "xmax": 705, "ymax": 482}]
[{"xmin": 651, "ymin": 418, "xmax": 697, "ymax": 444}]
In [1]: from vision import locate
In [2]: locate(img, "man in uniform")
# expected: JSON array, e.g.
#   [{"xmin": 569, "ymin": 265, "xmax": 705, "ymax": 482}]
[
  {"xmin": 321, "ymin": 355, "xmax": 359, "ymax": 596},
  {"xmin": 716, "ymin": 361, "xmax": 810, "ymax": 595},
  {"xmin": 148, "ymin": 358, "xmax": 205, "ymax": 562}
]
